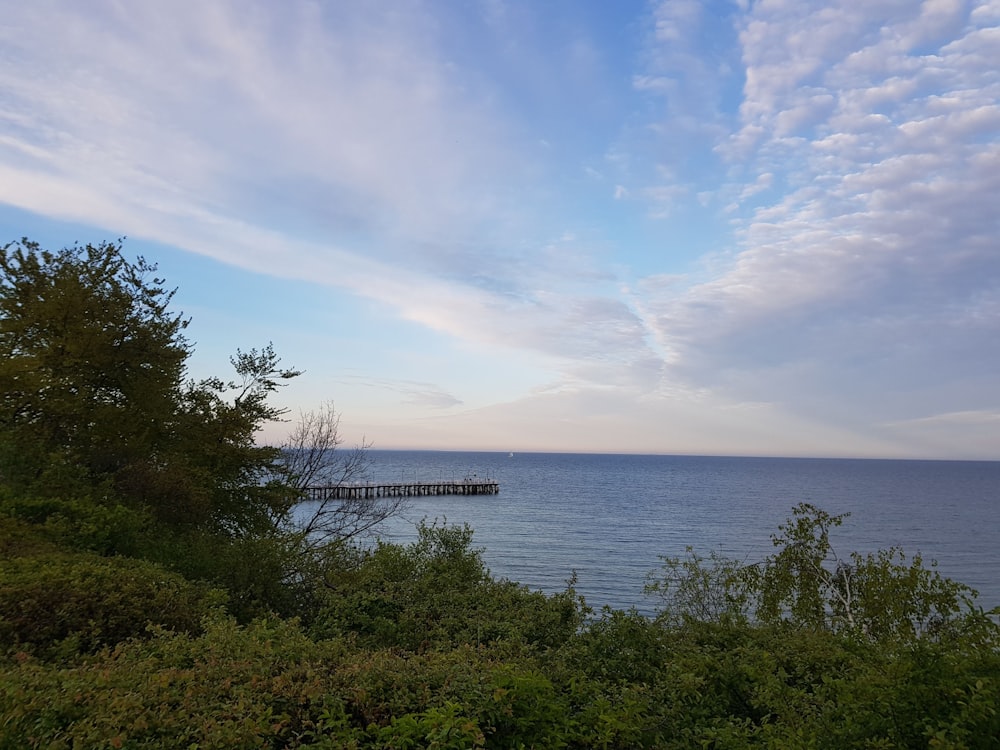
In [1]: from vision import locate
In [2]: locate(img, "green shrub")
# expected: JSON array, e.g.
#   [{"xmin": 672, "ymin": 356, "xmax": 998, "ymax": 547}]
[
  {"xmin": 2, "ymin": 593, "xmax": 997, "ymax": 749},
  {"xmin": 0, "ymin": 551, "xmax": 226, "ymax": 660},
  {"xmin": 311, "ymin": 521, "xmax": 584, "ymax": 652},
  {"xmin": 646, "ymin": 503, "xmax": 998, "ymax": 648},
  {"xmin": 1, "ymin": 505, "xmax": 997, "ymax": 748},
  {"xmin": 0, "ymin": 616, "xmax": 343, "ymax": 749},
  {"xmin": 0, "ymin": 618, "xmax": 579, "ymax": 749},
  {"xmin": 0, "ymin": 515, "xmax": 58, "ymax": 558},
  {"xmin": 0, "ymin": 491, "xmax": 153, "ymax": 557},
  {"xmin": 139, "ymin": 527, "xmax": 320, "ymax": 623}
]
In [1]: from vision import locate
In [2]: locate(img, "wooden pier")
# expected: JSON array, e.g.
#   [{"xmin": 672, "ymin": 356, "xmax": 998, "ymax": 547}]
[{"xmin": 302, "ymin": 479, "xmax": 499, "ymax": 501}]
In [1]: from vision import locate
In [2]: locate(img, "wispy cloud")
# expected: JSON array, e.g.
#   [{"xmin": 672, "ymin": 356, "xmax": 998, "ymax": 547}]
[
  {"xmin": 340, "ymin": 375, "xmax": 463, "ymax": 411},
  {"xmin": 1, "ymin": 0, "xmax": 997, "ymax": 457},
  {"xmin": 0, "ymin": 1, "xmax": 521, "ymax": 266},
  {"xmin": 0, "ymin": 0, "xmax": 654, "ymax": 372}
]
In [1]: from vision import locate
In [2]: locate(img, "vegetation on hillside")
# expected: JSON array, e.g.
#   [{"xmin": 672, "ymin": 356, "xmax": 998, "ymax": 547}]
[{"xmin": 2, "ymin": 239, "xmax": 998, "ymax": 748}]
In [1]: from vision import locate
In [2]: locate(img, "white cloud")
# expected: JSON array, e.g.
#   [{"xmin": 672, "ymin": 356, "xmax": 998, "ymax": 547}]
[
  {"xmin": 0, "ymin": 1, "xmax": 522, "ymax": 267},
  {"xmin": 2, "ymin": 0, "xmax": 998, "ymax": 457},
  {"xmin": 636, "ymin": 0, "xmax": 1000, "ymax": 442},
  {"xmin": 0, "ymin": 1, "xmax": 668, "ymax": 388}
]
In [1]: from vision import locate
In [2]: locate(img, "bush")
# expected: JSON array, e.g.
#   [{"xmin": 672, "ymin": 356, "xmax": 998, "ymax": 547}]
[
  {"xmin": 0, "ymin": 491, "xmax": 153, "ymax": 557},
  {"xmin": 310, "ymin": 522, "xmax": 584, "ymax": 651},
  {"xmin": 0, "ymin": 515, "xmax": 58, "ymax": 559},
  {"xmin": 2, "ymin": 565, "xmax": 998, "ymax": 748},
  {"xmin": 0, "ymin": 618, "xmax": 578, "ymax": 749},
  {"xmin": 138, "ymin": 527, "xmax": 320, "ymax": 623},
  {"xmin": 0, "ymin": 550, "xmax": 226, "ymax": 660},
  {"xmin": 646, "ymin": 503, "xmax": 998, "ymax": 647}
]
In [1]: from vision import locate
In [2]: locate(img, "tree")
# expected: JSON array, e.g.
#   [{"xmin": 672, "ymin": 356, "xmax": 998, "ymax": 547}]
[
  {"xmin": 643, "ymin": 546, "xmax": 754, "ymax": 628},
  {"xmin": 0, "ymin": 238, "xmax": 188, "ymax": 493},
  {"xmin": 646, "ymin": 503, "xmax": 996, "ymax": 645},
  {"xmin": 755, "ymin": 503, "xmax": 986, "ymax": 642},
  {"xmin": 279, "ymin": 402, "xmax": 404, "ymax": 548},
  {"xmin": 160, "ymin": 343, "xmax": 302, "ymax": 534},
  {"xmin": 0, "ymin": 238, "xmax": 298, "ymax": 536}
]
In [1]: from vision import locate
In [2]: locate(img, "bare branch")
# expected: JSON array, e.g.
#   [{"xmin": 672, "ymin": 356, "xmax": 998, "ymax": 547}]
[{"xmin": 280, "ymin": 401, "xmax": 405, "ymax": 548}]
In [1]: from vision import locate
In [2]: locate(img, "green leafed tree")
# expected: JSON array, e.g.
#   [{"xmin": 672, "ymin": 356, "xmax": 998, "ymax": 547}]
[
  {"xmin": 0, "ymin": 239, "xmax": 189, "ymax": 492},
  {"xmin": 647, "ymin": 503, "xmax": 998, "ymax": 646},
  {"xmin": 0, "ymin": 238, "xmax": 297, "ymax": 536},
  {"xmin": 754, "ymin": 503, "xmax": 990, "ymax": 643}
]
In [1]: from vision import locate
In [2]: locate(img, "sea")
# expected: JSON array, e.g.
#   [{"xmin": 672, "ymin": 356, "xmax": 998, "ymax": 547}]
[{"xmin": 297, "ymin": 450, "xmax": 1000, "ymax": 615}]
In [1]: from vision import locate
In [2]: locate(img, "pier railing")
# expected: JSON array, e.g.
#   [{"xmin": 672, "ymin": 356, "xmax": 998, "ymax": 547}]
[{"xmin": 302, "ymin": 479, "xmax": 499, "ymax": 501}]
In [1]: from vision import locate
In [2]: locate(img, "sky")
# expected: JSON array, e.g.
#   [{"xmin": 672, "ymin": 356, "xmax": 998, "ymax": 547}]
[{"xmin": 1, "ymin": 0, "xmax": 999, "ymax": 459}]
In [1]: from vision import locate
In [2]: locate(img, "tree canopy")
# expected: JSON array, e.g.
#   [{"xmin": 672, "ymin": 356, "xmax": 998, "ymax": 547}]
[{"xmin": 0, "ymin": 238, "xmax": 296, "ymax": 534}]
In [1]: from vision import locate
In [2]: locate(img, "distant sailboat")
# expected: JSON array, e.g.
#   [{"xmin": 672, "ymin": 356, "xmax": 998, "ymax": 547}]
[{"xmin": 508, "ymin": 452, "xmax": 514, "ymax": 458}]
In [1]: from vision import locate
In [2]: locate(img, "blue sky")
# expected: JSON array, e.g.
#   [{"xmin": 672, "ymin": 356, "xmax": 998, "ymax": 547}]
[{"xmin": 2, "ymin": 0, "xmax": 999, "ymax": 458}]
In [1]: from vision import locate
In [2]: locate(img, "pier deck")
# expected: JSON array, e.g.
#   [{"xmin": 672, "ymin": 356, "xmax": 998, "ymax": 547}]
[{"xmin": 302, "ymin": 479, "xmax": 499, "ymax": 501}]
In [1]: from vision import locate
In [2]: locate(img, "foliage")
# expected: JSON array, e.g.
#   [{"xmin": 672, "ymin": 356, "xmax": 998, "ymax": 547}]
[
  {"xmin": 0, "ymin": 490, "xmax": 153, "ymax": 557},
  {"xmin": 0, "ymin": 238, "xmax": 300, "ymax": 537},
  {"xmin": 0, "ymin": 617, "xmax": 573, "ymax": 749},
  {"xmin": 135, "ymin": 342, "xmax": 301, "ymax": 535},
  {"xmin": 0, "ymin": 514, "xmax": 60, "ymax": 559},
  {"xmin": 1, "ymin": 510, "xmax": 999, "ymax": 748},
  {"xmin": 0, "ymin": 238, "xmax": 187, "ymax": 496},
  {"xmin": 0, "ymin": 238, "xmax": 414, "ymax": 636},
  {"xmin": 311, "ymin": 521, "xmax": 585, "ymax": 652},
  {"xmin": 647, "ymin": 503, "xmax": 996, "ymax": 647},
  {"xmin": 0, "ymin": 549, "xmax": 226, "ymax": 661},
  {"xmin": 4, "ymin": 604, "xmax": 994, "ymax": 749},
  {"xmin": 147, "ymin": 527, "xmax": 330, "ymax": 624},
  {"xmin": 644, "ymin": 546, "xmax": 754, "ymax": 628}
]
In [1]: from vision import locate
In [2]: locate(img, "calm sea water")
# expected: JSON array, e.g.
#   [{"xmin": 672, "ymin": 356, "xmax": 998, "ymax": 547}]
[{"xmin": 299, "ymin": 451, "xmax": 1000, "ymax": 614}]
